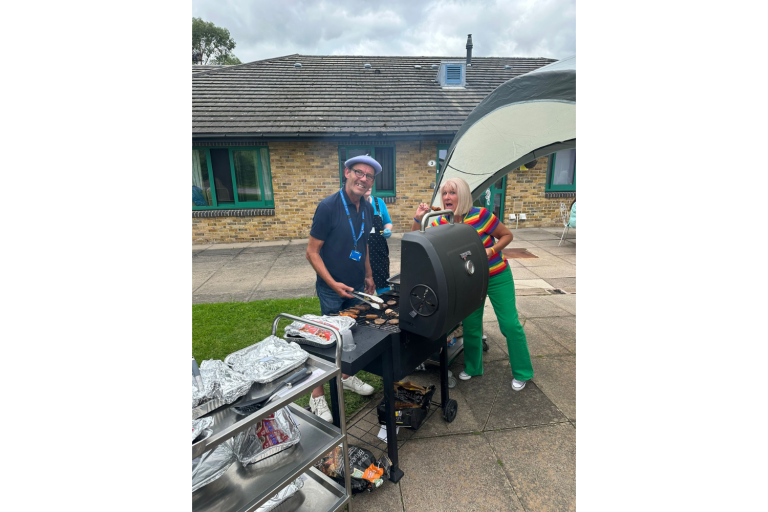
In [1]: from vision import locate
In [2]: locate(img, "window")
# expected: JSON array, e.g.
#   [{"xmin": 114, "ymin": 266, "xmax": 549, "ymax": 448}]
[
  {"xmin": 437, "ymin": 61, "xmax": 466, "ymax": 87},
  {"xmin": 436, "ymin": 144, "xmax": 449, "ymax": 182},
  {"xmin": 338, "ymin": 146, "xmax": 396, "ymax": 197},
  {"xmin": 192, "ymin": 146, "xmax": 274, "ymax": 209},
  {"xmin": 546, "ymin": 149, "xmax": 576, "ymax": 192}
]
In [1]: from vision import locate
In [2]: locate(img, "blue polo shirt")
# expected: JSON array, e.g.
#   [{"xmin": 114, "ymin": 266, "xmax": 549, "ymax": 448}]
[{"xmin": 310, "ymin": 188, "xmax": 374, "ymax": 291}]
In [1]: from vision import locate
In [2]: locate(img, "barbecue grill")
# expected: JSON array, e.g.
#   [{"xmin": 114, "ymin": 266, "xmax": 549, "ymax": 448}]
[{"xmin": 300, "ymin": 210, "xmax": 490, "ymax": 483}]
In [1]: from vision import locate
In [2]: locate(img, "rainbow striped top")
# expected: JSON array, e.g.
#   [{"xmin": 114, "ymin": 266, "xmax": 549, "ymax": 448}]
[{"xmin": 431, "ymin": 207, "xmax": 508, "ymax": 276}]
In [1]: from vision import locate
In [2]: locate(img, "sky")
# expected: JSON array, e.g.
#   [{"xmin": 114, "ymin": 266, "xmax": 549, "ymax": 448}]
[{"xmin": 192, "ymin": 0, "xmax": 575, "ymax": 63}]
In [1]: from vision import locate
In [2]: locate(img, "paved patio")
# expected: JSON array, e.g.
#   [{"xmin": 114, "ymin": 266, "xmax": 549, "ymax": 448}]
[{"xmin": 193, "ymin": 227, "xmax": 576, "ymax": 511}]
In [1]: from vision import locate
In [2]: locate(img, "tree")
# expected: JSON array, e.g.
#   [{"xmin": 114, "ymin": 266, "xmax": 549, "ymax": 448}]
[
  {"xmin": 192, "ymin": 17, "xmax": 239, "ymax": 65},
  {"xmin": 213, "ymin": 54, "xmax": 242, "ymax": 65}
]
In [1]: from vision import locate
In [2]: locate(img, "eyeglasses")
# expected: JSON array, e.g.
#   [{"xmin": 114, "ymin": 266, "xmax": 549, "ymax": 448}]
[{"xmin": 350, "ymin": 168, "xmax": 376, "ymax": 181}]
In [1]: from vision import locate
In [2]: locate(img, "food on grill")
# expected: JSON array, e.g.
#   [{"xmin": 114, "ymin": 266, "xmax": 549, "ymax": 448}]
[
  {"xmin": 386, "ymin": 300, "xmax": 397, "ymax": 306},
  {"xmin": 365, "ymin": 314, "xmax": 378, "ymax": 319},
  {"xmin": 388, "ymin": 319, "xmax": 399, "ymax": 325},
  {"xmin": 339, "ymin": 312, "xmax": 358, "ymax": 319},
  {"xmin": 384, "ymin": 309, "xmax": 397, "ymax": 316},
  {"xmin": 374, "ymin": 319, "xmax": 386, "ymax": 325},
  {"xmin": 353, "ymin": 304, "xmax": 369, "ymax": 311}
]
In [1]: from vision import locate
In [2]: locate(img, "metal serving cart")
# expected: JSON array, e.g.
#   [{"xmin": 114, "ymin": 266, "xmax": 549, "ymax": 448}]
[{"xmin": 192, "ymin": 314, "xmax": 353, "ymax": 512}]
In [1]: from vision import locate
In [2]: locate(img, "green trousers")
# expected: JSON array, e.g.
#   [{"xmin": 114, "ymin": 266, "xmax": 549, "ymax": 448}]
[{"xmin": 462, "ymin": 266, "xmax": 533, "ymax": 381}]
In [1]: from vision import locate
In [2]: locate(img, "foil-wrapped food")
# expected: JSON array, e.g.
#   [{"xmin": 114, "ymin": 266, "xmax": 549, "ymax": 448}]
[
  {"xmin": 192, "ymin": 417, "xmax": 214, "ymax": 443},
  {"xmin": 284, "ymin": 314, "xmax": 355, "ymax": 347},
  {"xmin": 233, "ymin": 407, "xmax": 301, "ymax": 465},
  {"xmin": 256, "ymin": 477, "xmax": 304, "ymax": 512},
  {"xmin": 192, "ymin": 440, "xmax": 235, "ymax": 492},
  {"xmin": 198, "ymin": 359, "xmax": 253, "ymax": 404},
  {"xmin": 225, "ymin": 336, "xmax": 309, "ymax": 383}
]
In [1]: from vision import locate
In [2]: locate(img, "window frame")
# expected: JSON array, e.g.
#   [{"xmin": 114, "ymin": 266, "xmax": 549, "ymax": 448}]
[
  {"xmin": 192, "ymin": 146, "xmax": 275, "ymax": 210},
  {"xmin": 337, "ymin": 145, "xmax": 397, "ymax": 197},
  {"xmin": 545, "ymin": 149, "xmax": 577, "ymax": 192}
]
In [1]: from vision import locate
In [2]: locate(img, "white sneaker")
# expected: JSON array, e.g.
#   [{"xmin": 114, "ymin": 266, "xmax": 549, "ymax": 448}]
[
  {"xmin": 482, "ymin": 334, "xmax": 487, "ymax": 341},
  {"xmin": 458, "ymin": 370, "xmax": 472, "ymax": 381},
  {"xmin": 342, "ymin": 375, "xmax": 374, "ymax": 396},
  {"xmin": 511, "ymin": 379, "xmax": 527, "ymax": 391},
  {"xmin": 309, "ymin": 395, "xmax": 333, "ymax": 422}
]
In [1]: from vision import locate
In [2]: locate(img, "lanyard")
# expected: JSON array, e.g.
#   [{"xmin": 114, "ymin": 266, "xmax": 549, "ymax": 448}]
[{"xmin": 339, "ymin": 189, "xmax": 365, "ymax": 250}]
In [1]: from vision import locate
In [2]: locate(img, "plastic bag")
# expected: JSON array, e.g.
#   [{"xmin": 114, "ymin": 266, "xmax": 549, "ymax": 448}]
[
  {"xmin": 233, "ymin": 407, "xmax": 301, "ymax": 465},
  {"xmin": 225, "ymin": 336, "xmax": 309, "ymax": 383},
  {"xmin": 284, "ymin": 314, "xmax": 356, "ymax": 347},
  {"xmin": 315, "ymin": 445, "xmax": 388, "ymax": 494}
]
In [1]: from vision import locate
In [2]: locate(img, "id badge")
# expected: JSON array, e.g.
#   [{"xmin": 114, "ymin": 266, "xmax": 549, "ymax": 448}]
[{"xmin": 349, "ymin": 250, "xmax": 362, "ymax": 262}]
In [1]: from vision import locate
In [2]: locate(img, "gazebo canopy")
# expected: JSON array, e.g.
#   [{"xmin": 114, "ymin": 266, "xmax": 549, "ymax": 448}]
[{"xmin": 432, "ymin": 55, "xmax": 576, "ymax": 205}]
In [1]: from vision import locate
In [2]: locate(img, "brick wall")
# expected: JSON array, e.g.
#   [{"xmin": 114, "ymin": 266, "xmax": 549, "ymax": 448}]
[
  {"xmin": 502, "ymin": 156, "xmax": 575, "ymax": 228},
  {"xmin": 192, "ymin": 142, "xmax": 568, "ymax": 243}
]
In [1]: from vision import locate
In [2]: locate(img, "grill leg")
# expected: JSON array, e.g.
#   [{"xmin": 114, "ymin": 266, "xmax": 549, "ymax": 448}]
[
  {"xmin": 440, "ymin": 340, "xmax": 450, "ymax": 409},
  {"xmin": 382, "ymin": 345, "xmax": 404, "ymax": 483}
]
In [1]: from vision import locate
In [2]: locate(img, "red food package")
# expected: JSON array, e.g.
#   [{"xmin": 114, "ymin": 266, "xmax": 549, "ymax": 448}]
[
  {"xmin": 257, "ymin": 414, "xmax": 290, "ymax": 449},
  {"xmin": 298, "ymin": 321, "xmax": 334, "ymax": 341}
]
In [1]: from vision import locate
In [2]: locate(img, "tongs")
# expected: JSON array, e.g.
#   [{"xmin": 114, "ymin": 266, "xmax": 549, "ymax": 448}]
[
  {"xmin": 351, "ymin": 291, "xmax": 384, "ymax": 309},
  {"xmin": 230, "ymin": 367, "xmax": 312, "ymax": 416}
]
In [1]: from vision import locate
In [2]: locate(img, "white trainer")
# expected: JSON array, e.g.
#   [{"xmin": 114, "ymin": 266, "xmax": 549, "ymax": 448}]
[
  {"xmin": 482, "ymin": 334, "xmax": 487, "ymax": 341},
  {"xmin": 309, "ymin": 395, "xmax": 333, "ymax": 422},
  {"xmin": 458, "ymin": 370, "xmax": 472, "ymax": 381},
  {"xmin": 511, "ymin": 379, "xmax": 527, "ymax": 391},
  {"xmin": 342, "ymin": 375, "xmax": 374, "ymax": 396}
]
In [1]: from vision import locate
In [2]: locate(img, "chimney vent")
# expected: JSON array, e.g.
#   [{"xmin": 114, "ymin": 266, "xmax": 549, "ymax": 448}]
[
  {"xmin": 294, "ymin": 62, "xmax": 302, "ymax": 68},
  {"xmin": 364, "ymin": 63, "xmax": 371, "ymax": 68},
  {"xmin": 504, "ymin": 65, "xmax": 511, "ymax": 69},
  {"xmin": 466, "ymin": 34, "xmax": 473, "ymax": 66}
]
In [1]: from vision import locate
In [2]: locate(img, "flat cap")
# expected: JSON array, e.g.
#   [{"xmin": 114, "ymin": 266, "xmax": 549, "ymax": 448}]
[{"xmin": 344, "ymin": 155, "xmax": 382, "ymax": 175}]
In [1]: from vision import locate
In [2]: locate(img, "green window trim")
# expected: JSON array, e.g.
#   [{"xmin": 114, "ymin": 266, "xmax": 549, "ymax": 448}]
[
  {"xmin": 337, "ymin": 145, "xmax": 397, "ymax": 197},
  {"xmin": 545, "ymin": 149, "xmax": 577, "ymax": 192},
  {"xmin": 192, "ymin": 146, "xmax": 275, "ymax": 210}
]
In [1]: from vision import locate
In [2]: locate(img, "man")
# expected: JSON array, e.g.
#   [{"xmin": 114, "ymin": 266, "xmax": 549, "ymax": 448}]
[{"xmin": 305, "ymin": 155, "xmax": 379, "ymax": 421}]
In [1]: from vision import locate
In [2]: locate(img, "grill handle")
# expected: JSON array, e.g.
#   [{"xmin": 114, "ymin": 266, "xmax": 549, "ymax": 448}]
[{"xmin": 420, "ymin": 209, "xmax": 454, "ymax": 232}]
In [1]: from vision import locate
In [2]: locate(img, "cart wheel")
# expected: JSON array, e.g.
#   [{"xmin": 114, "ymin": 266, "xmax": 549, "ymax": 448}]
[
  {"xmin": 448, "ymin": 376, "xmax": 457, "ymax": 389},
  {"xmin": 443, "ymin": 399, "xmax": 458, "ymax": 423},
  {"xmin": 482, "ymin": 340, "xmax": 489, "ymax": 352}
]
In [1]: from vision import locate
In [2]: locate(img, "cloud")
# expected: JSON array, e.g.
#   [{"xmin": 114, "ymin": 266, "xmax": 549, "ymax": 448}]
[{"xmin": 192, "ymin": 0, "xmax": 575, "ymax": 62}]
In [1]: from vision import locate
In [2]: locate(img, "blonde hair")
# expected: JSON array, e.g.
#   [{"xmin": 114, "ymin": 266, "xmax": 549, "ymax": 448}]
[{"xmin": 440, "ymin": 177, "xmax": 473, "ymax": 218}]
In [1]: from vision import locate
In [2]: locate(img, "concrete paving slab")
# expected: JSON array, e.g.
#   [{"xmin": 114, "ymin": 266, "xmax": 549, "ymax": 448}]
[
  {"xmin": 192, "ymin": 244, "xmax": 212, "ymax": 253},
  {"xmin": 506, "ymin": 258, "xmax": 524, "ymax": 268},
  {"xmin": 403, "ymin": 375, "xmax": 484, "ymax": 439},
  {"xmin": 515, "ymin": 296, "xmax": 572, "ymax": 319},
  {"xmin": 544, "ymin": 278, "xmax": 576, "ymax": 293},
  {"xmin": 531, "ymin": 355, "xmax": 575, "ymax": 420},
  {"xmin": 543, "ymin": 294, "xmax": 576, "ymax": 315},
  {"xmin": 350, "ymin": 478, "xmax": 403, "ymax": 512},
  {"xmin": 517, "ymin": 254, "xmax": 569, "ymax": 267},
  {"xmin": 486, "ymin": 377, "xmax": 568, "ymax": 429},
  {"xmin": 557, "ymin": 253, "xmax": 576, "ymax": 264},
  {"xmin": 257, "ymin": 273, "xmax": 317, "ymax": 291},
  {"xmin": 447, "ymin": 359, "xmax": 511, "ymax": 429},
  {"xmin": 249, "ymin": 286, "xmax": 317, "ymax": 301},
  {"xmin": 486, "ymin": 423, "xmax": 575, "ymax": 512},
  {"xmin": 232, "ymin": 251, "xmax": 284, "ymax": 264},
  {"xmin": 543, "ymin": 245, "xmax": 576, "ymax": 255},
  {"xmin": 514, "ymin": 278, "xmax": 554, "ymax": 290},
  {"xmin": 248, "ymin": 240, "xmax": 290, "ymax": 247},
  {"xmin": 195, "ymin": 268, "xmax": 269, "ymax": 296},
  {"xmin": 207, "ymin": 242, "xmax": 252, "ymax": 249},
  {"xmin": 522, "ymin": 320, "xmax": 573, "ymax": 357},
  {"xmin": 398, "ymin": 434, "xmax": 524, "ymax": 512},
  {"xmin": 526, "ymin": 238, "xmax": 573, "ymax": 248},
  {"xmin": 192, "ymin": 270, "xmax": 216, "ymax": 292},
  {"xmin": 511, "ymin": 230, "xmax": 559, "ymax": 241},
  {"xmin": 193, "ymin": 248, "xmax": 245, "ymax": 260},
  {"xmin": 193, "ymin": 292, "xmax": 251, "ymax": 304},
  {"xmin": 240, "ymin": 245, "xmax": 287, "ymax": 254},
  {"xmin": 505, "ymin": 266, "xmax": 539, "ymax": 280},
  {"xmin": 527, "ymin": 265, "xmax": 576, "ymax": 279},
  {"xmin": 505, "ymin": 240, "xmax": 536, "ymax": 249},
  {"xmin": 289, "ymin": 238, "xmax": 309, "ymax": 244},
  {"xmin": 528, "ymin": 316, "xmax": 575, "ymax": 354},
  {"xmin": 191, "ymin": 259, "xmax": 231, "ymax": 273}
]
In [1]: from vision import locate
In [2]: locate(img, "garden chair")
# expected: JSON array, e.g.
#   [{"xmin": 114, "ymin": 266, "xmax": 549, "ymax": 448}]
[{"xmin": 559, "ymin": 201, "xmax": 576, "ymax": 246}]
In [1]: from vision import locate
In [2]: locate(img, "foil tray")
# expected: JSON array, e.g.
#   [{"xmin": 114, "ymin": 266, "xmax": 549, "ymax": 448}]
[{"xmin": 225, "ymin": 336, "xmax": 309, "ymax": 384}]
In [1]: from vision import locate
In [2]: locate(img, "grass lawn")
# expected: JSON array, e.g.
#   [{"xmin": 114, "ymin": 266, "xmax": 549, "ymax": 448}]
[{"xmin": 192, "ymin": 297, "xmax": 383, "ymax": 418}]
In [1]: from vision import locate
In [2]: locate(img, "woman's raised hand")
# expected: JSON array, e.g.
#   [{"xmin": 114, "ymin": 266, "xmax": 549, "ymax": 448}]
[{"xmin": 415, "ymin": 202, "xmax": 431, "ymax": 221}]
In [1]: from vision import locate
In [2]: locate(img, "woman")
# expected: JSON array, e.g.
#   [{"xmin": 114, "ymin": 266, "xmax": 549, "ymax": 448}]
[
  {"xmin": 365, "ymin": 187, "xmax": 393, "ymax": 294},
  {"xmin": 412, "ymin": 177, "xmax": 533, "ymax": 391}
]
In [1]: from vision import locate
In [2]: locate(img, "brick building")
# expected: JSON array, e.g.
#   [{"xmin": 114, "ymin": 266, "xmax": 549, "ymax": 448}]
[{"xmin": 192, "ymin": 49, "xmax": 575, "ymax": 244}]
